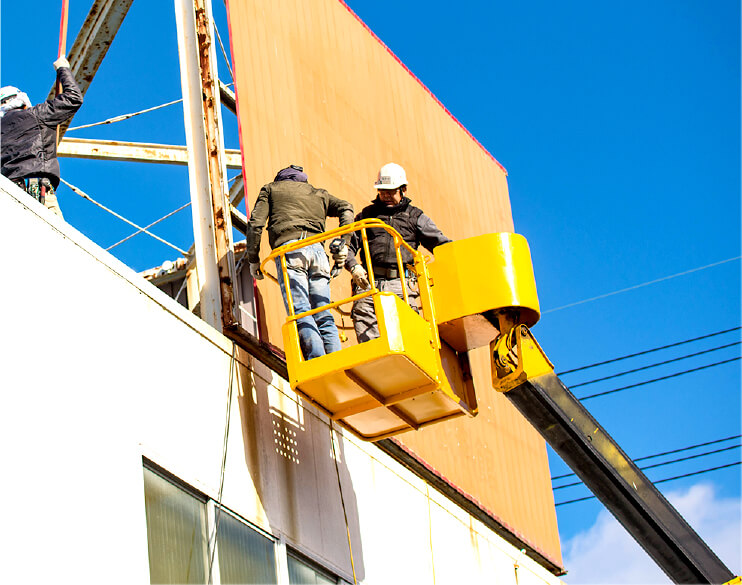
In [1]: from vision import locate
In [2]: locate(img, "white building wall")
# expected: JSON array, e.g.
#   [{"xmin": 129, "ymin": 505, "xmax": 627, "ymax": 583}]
[{"xmin": 0, "ymin": 176, "xmax": 563, "ymax": 585}]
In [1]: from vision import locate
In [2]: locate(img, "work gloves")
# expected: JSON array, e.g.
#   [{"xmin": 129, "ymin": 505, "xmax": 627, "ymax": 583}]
[
  {"xmin": 331, "ymin": 243, "xmax": 348, "ymax": 265},
  {"xmin": 249, "ymin": 262, "xmax": 264, "ymax": 280},
  {"xmin": 54, "ymin": 56, "xmax": 70, "ymax": 70},
  {"xmin": 351, "ymin": 265, "xmax": 369, "ymax": 290}
]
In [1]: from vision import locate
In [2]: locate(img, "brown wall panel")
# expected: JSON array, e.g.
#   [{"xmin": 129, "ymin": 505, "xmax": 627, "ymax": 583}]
[{"xmin": 226, "ymin": 0, "xmax": 562, "ymax": 568}]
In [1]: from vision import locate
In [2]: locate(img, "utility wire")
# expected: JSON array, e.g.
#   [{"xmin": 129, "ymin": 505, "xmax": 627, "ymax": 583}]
[
  {"xmin": 555, "ymin": 461, "xmax": 741, "ymax": 506},
  {"xmin": 66, "ymin": 98, "xmax": 183, "ymax": 132},
  {"xmin": 634, "ymin": 434, "xmax": 742, "ymax": 463},
  {"xmin": 568, "ymin": 342, "xmax": 741, "ymax": 389},
  {"xmin": 553, "ymin": 444, "xmax": 741, "ymax": 490},
  {"xmin": 640, "ymin": 444, "xmax": 740, "ymax": 471},
  {"xmin": 60, "ymin": 178, "xmax": 189, "ymax": 256},
  {"xmin": 552, "ymin": 434, "xmax": 742, "ymax": 480},
  {"xmin": 558, "ymin": 327, "xmax": 741, "ymax": 376},
  {"xmin": 578, "ymin": 357, "xmax": 740, "ymax": 401},
  {"xmin": 543, "ymin": 256, "xmax": 741, "ymax": 314},
  {"xmin": 106, "ymin": 201, "xmax": 192, "ymax": 251}
]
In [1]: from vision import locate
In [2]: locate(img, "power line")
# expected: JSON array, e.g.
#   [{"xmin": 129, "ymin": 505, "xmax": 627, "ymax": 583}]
[
  {"xmin": 552, "ymin": 434, "xmax": 742, "ymax": 481},
  {"xmin": 553, "ymin": 444, "xmax": 740, "ymax": 490},
  {"xmin": 558, "ymin": 327, "xmax": 741, "ymax": 376},
  {"xmin": 578, "ymin": 357, "xmax": 740, "ymax": 401},
  {"xmin": 654, "ymin": 461, "xmax": 741, "ymax": 485},
  {"xmin": 555, "ymin": 461, "xmax": 741, "ymax": 506},
  {"xmin": 568, "ymin": 342, "xmax": 741, "ymax": 389},
  {"xmin": 543, "ymin": 257, "xmax": 741, "ymax": 315},
  {"xmin": 641, "ymin": 444, "xmax": 740, "ymax": 471},
  {"xmin": 634, "ymin": 434, "xmax": 742, "ymax": 463}
]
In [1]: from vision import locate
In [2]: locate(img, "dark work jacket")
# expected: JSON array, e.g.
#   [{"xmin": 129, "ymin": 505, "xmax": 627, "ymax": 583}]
[
  {"xmin": 245, "ymin": 178, "xmax": 354, "ymax": 263},
  {"xmin": 346, "ymin": 196, "xmax": 452, "ymax": 272},
  {"xmin": 1, "ymin": 68, "xmax": 83, "ymax": 188}
]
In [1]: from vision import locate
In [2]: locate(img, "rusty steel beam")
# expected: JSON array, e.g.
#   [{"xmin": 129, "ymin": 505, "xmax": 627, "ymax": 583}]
[
  {"xmin": 49, "ymin": 0, "xmax": 135, "ymax": 139},
  {"xmin": 58, "ymin": 137, "xmax": 242, "ymax": 168},
  {"xmin": 228, "ymin": 172, "xmax": 245, "ymax": 206},
  {"xmin": 193, "ymin": 0, "xmax": 239, "ymax": 334},
  {"xmin": 230, "ymin": 205, "xmax": 248, "ymax": 235},
  {"xmin": 175, "ymin": 0, "xmax": 238, "ymax": 332},
  {"xmin": 219, "ymin": 80, "xmax": 237, "ymax": 114}
]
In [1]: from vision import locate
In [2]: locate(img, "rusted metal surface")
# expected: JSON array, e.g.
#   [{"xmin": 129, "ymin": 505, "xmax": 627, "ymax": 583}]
[
  {"xmin": 49, "ymin": 0, "xmax": 135, "ymax": 138},
  {"xmin": 194, "ymin": 0, "xmax": 239, "ymax": 333},
  {"xmin": 223, "ymin": 325, "xmax": 289, "ymax": 380},
  {"xmin": 228, "ymin": 172, "xmax": 244, "ymax": 206},
  {"xmin": 57, "ymin": 137, "xmax": 242, "ymax": 168},
  {"xmin": 175, "ymin": 0, "xmax": 227, "ymax": 329},
  {"xmin": 219, "ymin": 80, "xmax": 237, "ymax": 114},
  {"xmin": 230, "ymin": 205, "xmax": 248, "ymax": 234}
]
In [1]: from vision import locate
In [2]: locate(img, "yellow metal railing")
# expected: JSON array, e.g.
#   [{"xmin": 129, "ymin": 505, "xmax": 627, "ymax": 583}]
[{"xmin": 260, "ymin": 218, "xmax": 437, "ymax": 330}]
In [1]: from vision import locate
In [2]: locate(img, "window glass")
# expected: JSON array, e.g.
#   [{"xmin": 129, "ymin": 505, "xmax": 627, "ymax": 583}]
[
  {"xmin": 143, "ymin": 467, "xmax": 208, "ymax": 584},
  {"xmin": 287, "ymin": 552, "xmax": 337, "ymax": 585},
  {"xmin": 216, "ymin": 510, "xmax": 278, "ymax": 584}
]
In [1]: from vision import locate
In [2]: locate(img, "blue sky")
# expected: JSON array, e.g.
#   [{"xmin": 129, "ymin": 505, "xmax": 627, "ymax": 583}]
[{"xmin": 2, "ymin": 1, "xmax": 739, "ymax": 582}]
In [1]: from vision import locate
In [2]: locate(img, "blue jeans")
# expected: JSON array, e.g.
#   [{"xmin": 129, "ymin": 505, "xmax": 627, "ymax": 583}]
[{"xmin": 276, "ymin": 241, "xmax": 342, "ymax": 360}]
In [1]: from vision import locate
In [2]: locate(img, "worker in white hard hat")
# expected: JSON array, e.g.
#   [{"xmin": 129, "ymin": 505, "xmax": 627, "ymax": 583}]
[
  {"xmin": 1, "ymin": 56, "xmax": 83, "ymax": 218},
  {"xmin": 344, "ymin": 162, "xmax": 452, "ymax": 343}
]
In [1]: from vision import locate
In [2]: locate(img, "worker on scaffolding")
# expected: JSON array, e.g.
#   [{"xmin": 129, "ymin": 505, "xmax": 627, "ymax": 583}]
[
  {"xmin": 0, "ymin": 57, "xmax": 83, "ymax": 218},
  {"xmin": 345, "ymin": 162, "xmax": 452, "ymax": 343},
  {"xmin": 246, "ymin": 165, "xmax": 354, "ymax": 360}
]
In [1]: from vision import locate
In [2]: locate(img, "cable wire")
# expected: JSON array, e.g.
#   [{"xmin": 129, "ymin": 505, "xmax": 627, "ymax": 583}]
[
  {"xmin": 553, "ymin": 444, "xmax": 741, "ymax": 490},
  {"xmin": 568, "ymin": 342, "xmax": 741, "ymax": 389},
  {"xmin": 640, "ymin": 444, "xmax": 740, "ymax": 471},
  {"xmin": 578, "ymin": 357, "xmax": 740, "ymax": 401},
  {"xmin": 173, "ymin": 273, "xmax": 189, "ymax": 305},
  {"xmin": 634, "ymin": 434, "xmax": 742, "ymax": 463},
  {"xmin": 329, "ymin": 421, "xmax": 358, "ymax": 585},
  {"xmin": 552, "ymin": 434, "xmax": 742, "ymax": 480},
  {"xmin": 543, "ymin": 256, "xmax": 741, "ymax": 315},
  {"xmin": 555, "ymin": 461, "xmax": 741, "ymax": 506},
  {"xmin": 212, "ymin": 20, "xmax": 234, "ymax": 81},
  {"xmin": 558, "ymin": 327, "xmax": 741, "ymax": 376},
  {"xmin": 66, "ymin": 98, "xmax": 183, "ymax": 132},
  {"xmin": 60, "ymin": 178, "xmax": 189, "ymax": 256},
  {"xmin": 106, "ymin": 201, "xmax": 192, "ymax": 251},
  {"xmin": 208, "ymin": 342, "xmax": 237, "ymax": 584}
]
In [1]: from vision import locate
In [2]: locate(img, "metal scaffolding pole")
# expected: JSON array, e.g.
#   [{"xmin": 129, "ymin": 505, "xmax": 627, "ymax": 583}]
[
  {"xmin": 49, "ymin": 0, "xmax": 135, "ymax": 139},
  {"xmin": 174, "ymin": 0, "xmax": 237, "ymax": 331}
]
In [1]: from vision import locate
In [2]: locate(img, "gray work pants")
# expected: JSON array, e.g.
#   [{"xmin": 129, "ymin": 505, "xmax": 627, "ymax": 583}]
[{"xmin": 351, "ymin": 277, "xmax": 420, "ymax": 343}]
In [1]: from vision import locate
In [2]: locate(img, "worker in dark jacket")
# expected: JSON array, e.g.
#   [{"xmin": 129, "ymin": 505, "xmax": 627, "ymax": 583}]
[
  {"xmin": 345, "ymin": 162, "xmax": 452, "ymax": 343},
  {"xmin": 246, "ymin": 165, "xmax": 354, "ymax": 360},
  {"xmin": 1, "ymin": 57, "xmax": 83, "ymax": 218}
]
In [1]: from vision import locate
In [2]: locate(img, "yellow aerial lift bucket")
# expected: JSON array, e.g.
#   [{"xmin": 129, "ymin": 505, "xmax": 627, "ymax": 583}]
[
  {"xmin": 430, "ymin": 232, "xmax": 541, "ymax": 352},
  {"xmin": 263, "ymin": 220, "xmax": 477, "ymax": 441}
]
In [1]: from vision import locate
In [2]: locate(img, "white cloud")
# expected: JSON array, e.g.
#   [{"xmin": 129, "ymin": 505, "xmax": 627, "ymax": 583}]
[{"xmin": 561, "ymin": 482, "xmax": 741, "ymax": 584}]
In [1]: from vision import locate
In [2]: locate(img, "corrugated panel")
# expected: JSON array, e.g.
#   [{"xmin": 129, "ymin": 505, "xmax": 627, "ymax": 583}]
[{"xmin": 226, "ymin": 0, "xmax": 562, "ymax": 568}]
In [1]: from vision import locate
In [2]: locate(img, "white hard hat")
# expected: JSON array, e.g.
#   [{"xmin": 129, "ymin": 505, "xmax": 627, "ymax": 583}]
[
  {"xmin": 374, "ymin": 162, "xmax": 408, "ymax": 190},
  {"xmin": 0, "ymin": 86, "xmax": 31, "ymax": 114}
]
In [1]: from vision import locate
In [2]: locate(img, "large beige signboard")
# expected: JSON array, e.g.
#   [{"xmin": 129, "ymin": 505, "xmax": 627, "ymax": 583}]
[{"xmin": 226, "ymin": 0, "xmax": 562, "ymax": 568}]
